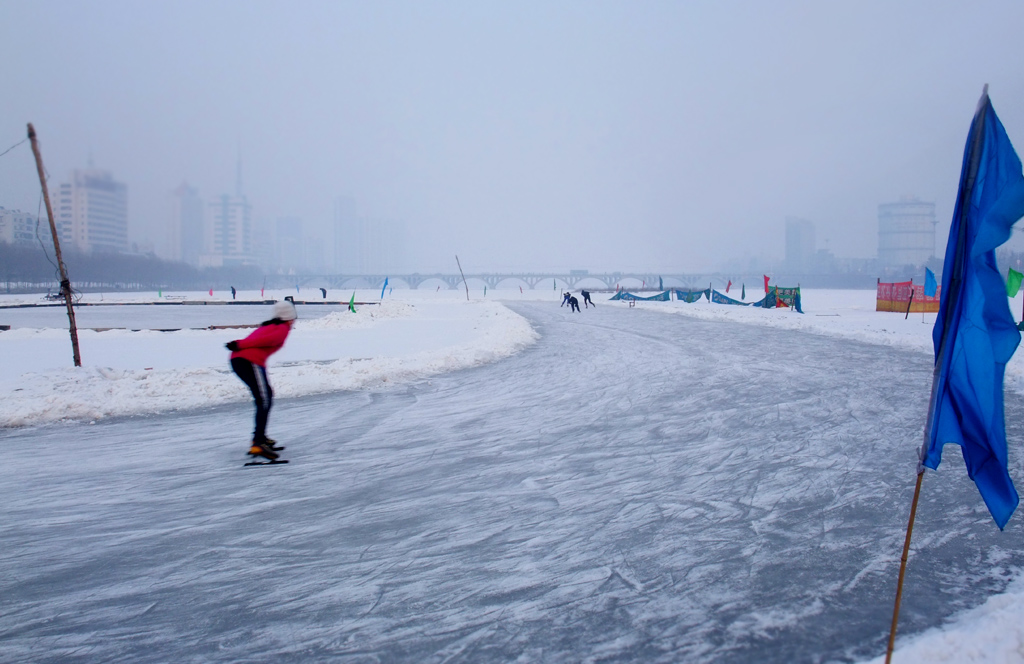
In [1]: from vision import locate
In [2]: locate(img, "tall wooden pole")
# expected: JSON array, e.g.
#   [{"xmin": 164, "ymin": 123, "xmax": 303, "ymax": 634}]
[
  {"xmin": 885, "ymin": 470, "xmax": 925, "ymax": 664},
  {"xmin": 27, "ymin": 123, "xmax": 81, "ymax": 367},
  {"xmin": 455, "ymin": 255, "xmax": 469, "ymax": 301}
]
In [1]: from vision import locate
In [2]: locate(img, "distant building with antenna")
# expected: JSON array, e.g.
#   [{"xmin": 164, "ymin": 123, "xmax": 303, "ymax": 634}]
[
  {"xmin": 199, "ymin": 153, "xmax": 255, "ymax": 266},
  {"xmin": 878, "ymin": 196, "xmax": 936, "ymax": 267},
  {"xmin": 52, "ymin": 169, "xmax": 128, "ymax": 253}
]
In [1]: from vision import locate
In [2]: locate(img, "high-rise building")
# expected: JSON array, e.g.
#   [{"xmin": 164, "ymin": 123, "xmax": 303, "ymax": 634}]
[
  {"xmin": 53, "ymin": 169, "xmax": 128, "ymax": 253},
  {"xmin": 333, "ymin": 196, "xmax": 358, "ymax": 272},
  {"xmin": 275, "ymin": 217, "xmax": 304, "ymax": 272},
  {"xmin": 878, "ymin": 197, "xmax": 936, "ymax": 267},
  {"xmin": 168, "ymin": 183, "xmax": 205, "ymax": 265},
  {"xmin": 332, "ymin": 196, "xmax": 406, "ymax": 273},
  {"xmin": 200, "ymin": 194, "xmax": 253, "ymax": 266},
  {"xmin": 0, "ymin": 207, "xmax": 49, "ymax": 246},
  {"xmin": 785, "ymin": 217, "xmax": 815, "ymax": 272}
]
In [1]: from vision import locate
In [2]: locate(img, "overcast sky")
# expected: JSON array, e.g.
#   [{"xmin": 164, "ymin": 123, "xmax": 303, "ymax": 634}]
[{"xmin": 2, "ymin": 0, "xmax": 1023, "ymax": 273}]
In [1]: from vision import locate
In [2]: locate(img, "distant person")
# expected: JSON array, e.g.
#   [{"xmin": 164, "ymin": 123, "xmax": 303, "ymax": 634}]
[
  {"xmin": 581, "ymin": 289, "xmax": 594, "ymax": 308},
  {"xmin": 568, "ymin": 295, "xmax": 580, "ymax": 313},
  {"xmin": 225, "ymin": 300, "xmax": 297, "ymax": 461},
  {"xmin": 561, "ymin": 291, "xmax": 572, "ymax": 307},
  {"xmin": 320, "ymin": 287, "xmax": 327, "ymax": 299},
  {"xmin": 230, "ymin": 286, "xmax": 237, "ymax": 300}
]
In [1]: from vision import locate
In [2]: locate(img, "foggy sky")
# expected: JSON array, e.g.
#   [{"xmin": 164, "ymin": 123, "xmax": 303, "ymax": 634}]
[{"xmin": 2, "ymin": 0, "xmax": 1024, "ymax": 273}]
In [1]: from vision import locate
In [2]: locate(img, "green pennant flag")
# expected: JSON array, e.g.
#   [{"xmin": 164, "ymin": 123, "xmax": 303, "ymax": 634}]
[
  {"xmin": 348, "ymin": 292, "xmax": 356, "ymax": 313},
  {"xmin": 1008, "ymin": 267, "xmax": 1024, "ymax": 297},
  {"xmin": 741, "ymin": 283, "xmax": 745, "ymax": 300}
]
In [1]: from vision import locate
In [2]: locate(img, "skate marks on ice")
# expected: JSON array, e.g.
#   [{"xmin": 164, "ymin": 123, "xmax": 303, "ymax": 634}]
[{"xmin": 1, "ymin": 302, "xmax": 1023, "ymax": 663}]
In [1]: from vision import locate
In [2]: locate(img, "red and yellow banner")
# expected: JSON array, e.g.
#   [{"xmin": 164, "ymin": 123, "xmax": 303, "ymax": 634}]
[{"xmin": 876, "ymin": 280, "xmax": 941, "ymax": 313}]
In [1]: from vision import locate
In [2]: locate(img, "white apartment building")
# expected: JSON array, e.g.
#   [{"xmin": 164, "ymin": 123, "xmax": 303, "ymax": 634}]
[
  {"xmin": 53, "ymin": 169, "xmax": 128, "ymax": 253},
  {"xmin": 0, "ymin": 207, "xmax": 49, "ymax": 245},
  {"xmin": 200, "ymin": 194, "xmax": 253, "ymax": 267}
]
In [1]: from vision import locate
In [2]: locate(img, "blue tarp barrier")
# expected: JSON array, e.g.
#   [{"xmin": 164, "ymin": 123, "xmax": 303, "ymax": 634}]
[
  {"xmin": 711, "ymin": 290, "xmax": 749, "ymax": 306},
  {"xmin": 673, "ymin": 289, "xmax": 710, "ymax": 303},
  {"xmin": 611, "ymin": 290, "xmax": 671, "ymax": 301}
]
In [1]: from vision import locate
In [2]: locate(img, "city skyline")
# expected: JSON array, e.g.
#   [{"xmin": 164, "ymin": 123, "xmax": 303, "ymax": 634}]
[{"xmin": 3, "ymin": 2, "xmax": 1024, "ymax": 273}]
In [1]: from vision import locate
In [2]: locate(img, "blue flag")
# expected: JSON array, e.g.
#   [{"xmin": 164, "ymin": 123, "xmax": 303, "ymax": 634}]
[
  {"xmin": 380, "ymin": 277, "xmax": 389, "ymax": 300},
  {"xmin": 922, "ymin": 88, "xmax": 1024, "ymax": 529},
  {"xmin": 924, "ymin": 267, "xmax": 938, "ymax": 297}
]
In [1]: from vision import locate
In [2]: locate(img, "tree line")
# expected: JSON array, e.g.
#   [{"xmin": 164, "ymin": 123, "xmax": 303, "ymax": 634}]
[{"xmin": 1, "ymin": 242, "xmax": 264, "ymax": 293}]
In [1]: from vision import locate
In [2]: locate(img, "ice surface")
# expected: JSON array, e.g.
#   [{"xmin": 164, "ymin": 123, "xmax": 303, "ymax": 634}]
[{"xmin": 2, "ymin": 298, "xmax": 1022, "ymax": 662}]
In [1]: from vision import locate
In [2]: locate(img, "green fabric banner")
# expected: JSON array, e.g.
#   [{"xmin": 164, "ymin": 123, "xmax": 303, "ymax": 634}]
[{"xmin": 1007, "ymin": 267, "xmax": 1023, "ymax": 297}]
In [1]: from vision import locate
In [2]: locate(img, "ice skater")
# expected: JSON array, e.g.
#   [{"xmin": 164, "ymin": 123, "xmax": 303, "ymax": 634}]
[
  {"xmin": 581, "ymin": 289, "xmax": 594, "ymax": 308},
  {"xmin": 568, "ymin": 295, "xmax": 580, "ymax": 312},
  {"xmin": 561, "ymin": 291, "xmax": 572, "ymax": 307},
  {"xmin": 225, "ymin": 300, "xmax": 297, "ymax": 461}
]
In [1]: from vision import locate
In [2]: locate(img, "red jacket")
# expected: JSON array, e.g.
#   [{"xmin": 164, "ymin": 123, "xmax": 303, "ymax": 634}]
[{"xmin": 230, "ymin": 321, "xmax": 292, "ymax": 367}]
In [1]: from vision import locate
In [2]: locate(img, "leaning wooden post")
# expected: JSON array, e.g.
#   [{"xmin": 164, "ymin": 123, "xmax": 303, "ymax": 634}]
[
  {"xmin": 885, "ymin": 470, "xmax": 925, "ymax": 664},
  {"xmin": 455, "ymin": 255, "xmax": 469, "ymax": 301},
  {"xmin": 27, "ymin": 123, "xmax": 81, "ymax": 367}
]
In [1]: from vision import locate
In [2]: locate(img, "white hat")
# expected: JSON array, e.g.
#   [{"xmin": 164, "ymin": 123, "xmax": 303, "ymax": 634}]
[{"xmin": 273, "ymin": 301, "xmax": 297, "ymax": 321}]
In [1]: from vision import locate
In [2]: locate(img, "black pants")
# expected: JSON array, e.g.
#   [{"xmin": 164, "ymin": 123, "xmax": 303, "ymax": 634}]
[
  {"xmin": 231, "ymin": 357, "xmax": 272, "ymax": 444},
  {"xmin": 583, "ymin": 295, "xmax": 593, "ymax": 308}
]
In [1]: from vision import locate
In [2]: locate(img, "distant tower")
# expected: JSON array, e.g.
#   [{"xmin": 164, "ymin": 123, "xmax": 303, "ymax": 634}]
[
  {"xmin": 878, "ymin": 197, "xmax": 936, "ymax": 267},
  {"xmin": 53, "ymin": 169, "xmax": 128, "ymax": 253},
  {"xmin": 785, "ymin": 217, "xmax": 815, "ymax": 272},
  {"xmin": 168, "ymin": 183, "xmax": 205, "ymax": 265}
]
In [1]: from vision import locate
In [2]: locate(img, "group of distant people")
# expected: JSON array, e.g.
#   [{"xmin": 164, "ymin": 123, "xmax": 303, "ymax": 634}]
[{"xmin": 561, "ymin": 289, "xmax": 594, "ymax": 312}]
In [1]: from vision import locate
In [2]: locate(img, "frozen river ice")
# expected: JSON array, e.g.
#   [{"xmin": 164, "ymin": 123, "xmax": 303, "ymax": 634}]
[{"xmin": 2, "ymin": 302, "xmax": 1023, "ymax": 662}]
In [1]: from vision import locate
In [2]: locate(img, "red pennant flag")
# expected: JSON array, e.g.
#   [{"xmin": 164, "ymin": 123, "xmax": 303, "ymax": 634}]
[
  {"xmin": 763, "ymin": 275, "xmax": 770, "ymax": 293},
  {"xmin": 209, "ymin": 288, "xmax": 213, "ymax": 296},
  {"xmin": 726, "ymin": 280, "xmax": 732, "ymax": 293}
]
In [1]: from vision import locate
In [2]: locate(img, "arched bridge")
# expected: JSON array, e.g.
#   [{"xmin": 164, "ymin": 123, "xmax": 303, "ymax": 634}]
[{"xmin": 281, "ymin": 273, "xmax": 728, "ymax": 291}]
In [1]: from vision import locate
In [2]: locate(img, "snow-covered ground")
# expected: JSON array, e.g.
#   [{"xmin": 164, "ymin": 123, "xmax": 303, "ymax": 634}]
[
  {"xmin": 0, "ymin": 290, "xmax": 537, "ymax": 427},
  {"xmin": 1, "ymin": 288, "xmax": 1023, "ymax": 662}
]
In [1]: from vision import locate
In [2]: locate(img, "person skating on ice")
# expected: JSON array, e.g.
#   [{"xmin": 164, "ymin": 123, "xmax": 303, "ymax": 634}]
[
  {"xmin": 561, "ymin": 291, "xmax": 572, "ymax": 307},
  {"xmin": 226, "ymin": 300, "xmax": 297, "ymax": 460},
  {"xmin": 568, "ymin": 295, "xmax": 580, "ymax": 312},
  {"xmin": 581, "ymin": 289, "xmax": 594, "ymax": 308}
]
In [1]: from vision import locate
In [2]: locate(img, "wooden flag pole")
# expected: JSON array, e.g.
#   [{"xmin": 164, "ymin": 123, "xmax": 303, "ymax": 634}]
[
  {"xmin": 27, "ymin": 123, "xmax": 81, "ymax": 367},
  {"xmin": 904, "ymin": 290, "xmax": 915, "ymax": 319},
  {"xmin": 455, "ymin": 255, "xmax": 469, "ymax": 301},
  {"xmin": 885, "ymin": 470, "xmax": 925, "ymax": 664}
]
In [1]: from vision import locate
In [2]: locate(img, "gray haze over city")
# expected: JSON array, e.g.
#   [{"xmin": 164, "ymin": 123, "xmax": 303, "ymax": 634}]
[{"xmin": 2, "ymin": 1, "xmax": 1024, "ymax": 275}]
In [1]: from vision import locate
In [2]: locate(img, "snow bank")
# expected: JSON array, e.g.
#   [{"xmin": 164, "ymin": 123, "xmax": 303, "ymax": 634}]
[
  {"xmin": 625, "ymin": 288, "xmax": 1024, "ymax": 400},
  {"xmin": 862, "ymin": 575, "xmax": 1024, "ymax": 663},
  {"xmin": 0, "ymin": 299, "xmax": 536, "ymax": 427}
]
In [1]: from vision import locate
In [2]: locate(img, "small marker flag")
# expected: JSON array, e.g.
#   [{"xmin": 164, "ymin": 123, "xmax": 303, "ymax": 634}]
[
  {"xmin": 922, "ymin": 89, "xmax": 1024, "ymax": 529},
  {"xmin": 209, "ymin": 288, "xmax": 213, "ymax": 296},
  {"xmin": 348, "ymin": 292, "xmax": 356, "ymax": 313},
  {"xmin": 763, "ymin": 275, "xmax": 770, "ymax": 293},
  {"xmin": 1007, "ymin": 267, "xmax": 1023, "ymax": 297},
  {"xmin": 741, "ymin": 283, "xmax": 745, "ymax": 300},
  {"xmin": 726, "ymin": 280, "xmax": 732, "ymax": 293},
  {"xmin": 925, "ymin": 268, "xmax": 938, "ymax": 297},
  {"xmin": 380, "ymin": 277, "xmax": 389, "ymax": 300}
]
